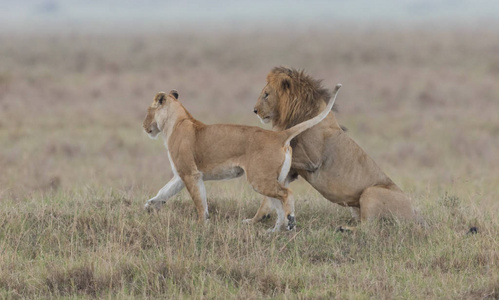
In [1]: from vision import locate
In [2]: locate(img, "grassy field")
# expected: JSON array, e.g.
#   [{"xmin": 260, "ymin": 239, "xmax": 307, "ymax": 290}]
[{"xmin": 0, "ymin": 26, "xmax": 498, "ymax": 298}]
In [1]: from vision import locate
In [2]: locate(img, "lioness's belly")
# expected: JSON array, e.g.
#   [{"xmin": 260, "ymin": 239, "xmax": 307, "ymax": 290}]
[{"xmin": 201, "ymin": 166, "xmax": 244, "ymax": 181}]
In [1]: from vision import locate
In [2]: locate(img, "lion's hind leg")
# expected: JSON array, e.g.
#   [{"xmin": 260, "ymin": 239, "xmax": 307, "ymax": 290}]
[
  {"xmin": 359, "ymin": 186, "xmax": 416, "ymax": 222},
  {"xmin": 336, "ymin": 187, "xmax": 415, "ymax": 233}
]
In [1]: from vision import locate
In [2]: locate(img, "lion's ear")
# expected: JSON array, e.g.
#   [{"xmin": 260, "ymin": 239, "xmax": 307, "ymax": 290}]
[
  {"xmin": 169, "ymin": 89, "xmax": 179, "ymax": 100},
  {"xmin": 155, "ymin": 92, "xmax": 167, "ymax": 105},
  {"xmin": 280, "ymin": 78, "xmax": 291, "ymax": 91}
]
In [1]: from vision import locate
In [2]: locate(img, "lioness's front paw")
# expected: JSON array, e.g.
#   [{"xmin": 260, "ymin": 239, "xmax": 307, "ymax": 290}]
[{"xmin": 144, "ymin": 200, "xmax": 162, "ymax": 213}]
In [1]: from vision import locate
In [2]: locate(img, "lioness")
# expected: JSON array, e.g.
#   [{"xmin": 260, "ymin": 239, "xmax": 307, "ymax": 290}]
[
  {"xmin": 248, "ymin": 67, "xmax": 416, "ymax": 226},
  {"xmin": 143, "ymin": 86, "xmax": 341, "ymax": 231}
]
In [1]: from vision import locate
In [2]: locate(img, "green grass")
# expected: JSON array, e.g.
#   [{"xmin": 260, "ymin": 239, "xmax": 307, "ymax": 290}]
[{"xmin": 0, "ymin": 184, "xmax": 497, "ymax": 299}]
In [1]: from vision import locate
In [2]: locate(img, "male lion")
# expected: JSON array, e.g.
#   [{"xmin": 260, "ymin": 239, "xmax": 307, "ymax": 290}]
[
  {"xmin": 248, "ymin": 67, "xmax": 416, "ymax": 226},
  {"xmin": 143, "ymin": 86, "xmax": 341, "ymax": 231}
]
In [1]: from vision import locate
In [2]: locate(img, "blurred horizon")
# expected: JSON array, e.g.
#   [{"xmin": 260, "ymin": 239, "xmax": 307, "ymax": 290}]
[{"xmin": 1, "ymin": 0, "xmax": 499, "ymax": 33}]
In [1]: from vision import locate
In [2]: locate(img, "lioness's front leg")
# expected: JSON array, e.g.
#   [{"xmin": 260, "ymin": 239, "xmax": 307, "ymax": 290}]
[
  {"xmin": 145, "ymin": 176, "xmax": 185, "ymax": 211},
  {"xmin": 182, "ymin": 173, "xmax": 209, "ymax": 223}
]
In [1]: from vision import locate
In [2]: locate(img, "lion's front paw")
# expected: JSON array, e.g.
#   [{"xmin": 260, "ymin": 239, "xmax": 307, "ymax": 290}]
[
  {"xmin": 267, "ymin": 221, "xmax": 286, "ymax": 233},
  {"xmin": 335, "ymin": 226, "xmax": 356, "ymax": 233},
  {"xmin": 242, "ymin": 214, "xmax": 271, "ymax": 225},
  {"xmin": 267, "ymin": 226, "xmax": 280, "ymax": 234}
]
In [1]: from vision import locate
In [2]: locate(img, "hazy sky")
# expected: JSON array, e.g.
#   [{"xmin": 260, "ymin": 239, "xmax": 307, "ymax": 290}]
[{"xmin": 1, "ymin": 0, "xmax": 498, "ymax": 32}]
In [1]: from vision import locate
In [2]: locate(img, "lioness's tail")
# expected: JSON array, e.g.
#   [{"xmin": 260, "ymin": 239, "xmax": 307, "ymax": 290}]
[{"xmin": 283, "ymin": 84, "xmax": 342, "ymax": 145}]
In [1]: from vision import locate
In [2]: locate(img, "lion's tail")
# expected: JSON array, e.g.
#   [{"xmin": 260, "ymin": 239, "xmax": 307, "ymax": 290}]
[{"xmin": 283, "ymin": 84, "xmax": 342, "ymax": 145}]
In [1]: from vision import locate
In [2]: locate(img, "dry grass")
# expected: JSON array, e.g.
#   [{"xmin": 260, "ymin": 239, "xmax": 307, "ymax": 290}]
[{"xmin": 0, "ymin": 26, "xmax": 498, "ymax": 298}]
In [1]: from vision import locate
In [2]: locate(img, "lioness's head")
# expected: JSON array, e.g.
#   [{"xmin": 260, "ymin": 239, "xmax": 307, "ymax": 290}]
[
  {"xmin": 254, "ymin": 67, "xmax": 332, "ymax": 129},
  {"xmin": 143, "ymin": 90, "xmax": 179, "ymax": 139}
]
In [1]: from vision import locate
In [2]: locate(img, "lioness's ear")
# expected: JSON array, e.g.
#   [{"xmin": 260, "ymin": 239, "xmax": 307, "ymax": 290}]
[
  {"xmin": 155, "ymin": 92, "xmax": 167, "ymax": 105},
  {"xmin": 169, "ymin": 89, "xmax": 179, "ymax": 100}
]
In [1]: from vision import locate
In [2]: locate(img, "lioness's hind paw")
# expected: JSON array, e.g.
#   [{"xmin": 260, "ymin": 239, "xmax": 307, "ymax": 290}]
[{"xmin": 287, "ymin": 215, "xmax": 296, "ymax": 230}]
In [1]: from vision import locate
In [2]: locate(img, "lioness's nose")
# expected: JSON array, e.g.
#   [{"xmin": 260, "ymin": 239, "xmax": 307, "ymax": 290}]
[{"xmin": 253, "ymin": 108, "xmax": 258, "ymax": 114}]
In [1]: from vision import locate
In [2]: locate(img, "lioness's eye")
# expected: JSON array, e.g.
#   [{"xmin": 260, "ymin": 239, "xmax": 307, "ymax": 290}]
[{"xmin": 264, "ymin": 92, "xmax": 269, "ymax": 99}]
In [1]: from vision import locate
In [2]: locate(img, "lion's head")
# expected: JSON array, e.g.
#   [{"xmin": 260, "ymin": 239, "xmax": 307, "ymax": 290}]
[
  {"xmin": 253, "ymin": 67, "xmax": 335, "ymax": 129},
  {"xmin": 143, "ymin": 90, "xmax": 179, "ymax": 139}
]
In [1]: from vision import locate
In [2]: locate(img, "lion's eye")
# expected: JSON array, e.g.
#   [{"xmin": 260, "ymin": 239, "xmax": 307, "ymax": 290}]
[{"xmin": 264, "ymin": 92, "xmax": 269, "ymax": 99}]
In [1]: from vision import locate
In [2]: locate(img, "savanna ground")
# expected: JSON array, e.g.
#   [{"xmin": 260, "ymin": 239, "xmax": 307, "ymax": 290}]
[{"xmin": 0, "ymin": 25, "xmax": 498, "ymax": 299}]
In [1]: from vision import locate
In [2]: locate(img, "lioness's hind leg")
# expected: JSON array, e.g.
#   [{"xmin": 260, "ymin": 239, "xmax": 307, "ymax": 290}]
[
  {"xmin": 244, "ymin": 173, "xmax": 296, "ymax": 226},
  {"xmin": 285, "ymin": 189, "xmax": 295, "ymax": 230},
  {"xmin": 268, "ymin": 197, "xmax": 286, "ymax": 232},
  {"xmin": 258, "ymin": 184, "xmax": 294, "ymax": 232},
  {"xmin": 145, "ymin": 176, "xmax": 185, "ymax": 212},
  {"xmin": 242, "ymin": 197, "xmax": 273, "ymax": 224}
]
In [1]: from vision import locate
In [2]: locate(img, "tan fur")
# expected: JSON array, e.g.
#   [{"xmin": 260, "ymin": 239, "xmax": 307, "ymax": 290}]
[
  {"xmin": 143, "ymin": 87, "xmax": 341, "ymax": 232},
  {"xmin": 250, "ymin": 67, "xmax": 416, "ymax": 226}
]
